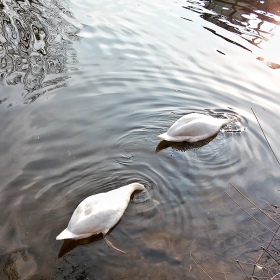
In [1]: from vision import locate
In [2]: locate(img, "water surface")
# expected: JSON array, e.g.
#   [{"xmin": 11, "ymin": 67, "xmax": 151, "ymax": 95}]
[{"xmin": 0, "ymin": 0, "xmax": 280, "ymax": 279}]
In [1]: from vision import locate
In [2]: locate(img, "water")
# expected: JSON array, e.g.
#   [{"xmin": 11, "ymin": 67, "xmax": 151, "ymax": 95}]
[{"xmin": 0, "ymin": 0, "xmax": 280, "ymax": 279}]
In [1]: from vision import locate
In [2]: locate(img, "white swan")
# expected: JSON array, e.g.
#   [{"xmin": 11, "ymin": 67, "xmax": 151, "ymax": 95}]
[
  {"xmin": 56, "ymin": 183, "xmax": 145, "ymax": 242},
  {"xmin": 158, "ymin": 113, "xmax": 231, "ymax": 142}
]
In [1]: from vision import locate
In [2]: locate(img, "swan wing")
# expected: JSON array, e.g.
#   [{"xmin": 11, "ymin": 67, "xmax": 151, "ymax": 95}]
[
  {"xmin": 167, "ymin": 113, "xmax": 204, "ymax": 135},
  {"xmin": 165, "ymin": 117, "xmax": 225, "ymax": 142},
  {"xmin": 67, "ymin": 191, "xmax": 129, "ymax": 236},
  {"xmin": 171, "ymin": 118, "xmax": 218, "ymax": 136},
  {"xmin": 70, "ymin": 193, "xmax": 105, "ymax": 217}
]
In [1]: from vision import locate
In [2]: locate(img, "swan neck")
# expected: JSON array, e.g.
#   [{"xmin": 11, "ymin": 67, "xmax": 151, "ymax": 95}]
[{"xmin": 128, "ymin": 183, "xmax": 145, "ymax": 193}]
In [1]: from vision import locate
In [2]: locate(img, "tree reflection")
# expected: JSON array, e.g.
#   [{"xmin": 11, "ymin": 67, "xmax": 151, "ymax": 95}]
[
  {"xmin": 0, "ymin": 0, "xmax": 79, "ymax": 102},
  {"xmin": 183, "ymin": 0, "xmax": 280, "ymax": 68}
]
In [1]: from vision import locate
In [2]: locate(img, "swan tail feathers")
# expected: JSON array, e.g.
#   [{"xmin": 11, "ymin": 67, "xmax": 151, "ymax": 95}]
[
  {"xmin": 56, "ymin": 228, "xmax": 80, "ymax": 240},
  {"xmin": 158, "ymin": 133, "xmax": 182, "ymax": 142},
  {"xmin": 158, "ymin": 133, "xmax": 168, "ymax": 140}
]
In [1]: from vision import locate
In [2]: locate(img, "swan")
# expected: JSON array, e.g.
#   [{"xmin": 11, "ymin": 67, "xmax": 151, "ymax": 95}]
[
  {"xmin": 158, "ymin": 113, "xmax": 231, "ymax": 142},
  {"xmin": 56, "ymin": 183, "xmax": 145, "ymax": 252}
]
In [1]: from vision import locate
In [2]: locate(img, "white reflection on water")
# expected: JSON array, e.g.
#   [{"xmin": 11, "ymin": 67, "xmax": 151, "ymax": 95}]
[
  {"xmin": 257, "ymin": 25, "xmax": 280, "ymax": 67},
  {"xmin": 0, "ymin": 0, "xmax": 80, "ymax": 103}
]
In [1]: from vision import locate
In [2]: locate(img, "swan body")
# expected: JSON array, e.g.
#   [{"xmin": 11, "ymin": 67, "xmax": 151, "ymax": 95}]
[
  {"xmin": 158, "ymin": 113, "xmax": 231, "ymax": 142},
  {"xmin": 56, "ymin": 183, "xmax": 145, "ymax": 240}
]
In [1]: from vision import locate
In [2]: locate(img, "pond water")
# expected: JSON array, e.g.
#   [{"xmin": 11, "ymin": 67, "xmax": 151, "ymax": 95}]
[{"xmin": 0, "ymin": 0, "xmax": 280, "ymax": 279}]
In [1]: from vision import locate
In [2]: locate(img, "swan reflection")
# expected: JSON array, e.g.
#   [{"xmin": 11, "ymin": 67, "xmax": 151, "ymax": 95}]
[
  {"xmin": 58, "ymin": 234, "xmax": 104, "ymax": 258},
  {"xmin": 155, "ymin": 136, "xmax": 216, "ymax": 153}
]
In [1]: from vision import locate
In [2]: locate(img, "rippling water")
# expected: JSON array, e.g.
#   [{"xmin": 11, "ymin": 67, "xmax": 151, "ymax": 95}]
[{"xmin": 0, "ymin": 0, "xmax": 280, "ymax": 279}]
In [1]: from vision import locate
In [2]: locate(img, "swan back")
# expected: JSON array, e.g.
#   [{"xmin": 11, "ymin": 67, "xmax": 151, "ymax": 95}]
[{"xmin": 166, "ymin": 113, "xmax": 205, "ymax": 135}]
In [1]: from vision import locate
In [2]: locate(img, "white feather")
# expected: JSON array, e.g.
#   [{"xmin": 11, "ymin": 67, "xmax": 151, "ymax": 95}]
[
  {"xmin": 56, "ymin": 183, "xmax": 145, "ymax": 240},
  {"xmin": 158, "ymin": 113, "xmax": 231, "ymax": 142}
]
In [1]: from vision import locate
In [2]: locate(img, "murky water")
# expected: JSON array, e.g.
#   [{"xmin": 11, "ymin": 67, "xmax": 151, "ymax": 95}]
[{"xmin": 0, "ymin": 0, "xmax": 280, "ymax": 279}]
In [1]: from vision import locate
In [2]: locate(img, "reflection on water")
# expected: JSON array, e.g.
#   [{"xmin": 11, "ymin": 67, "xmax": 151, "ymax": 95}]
[
  {"xmin": 183, "ymin": 0, "xmax": 280, "ymax": 68},
  {"xmin": 184, "ymin": 0, "xmax": 280, "ymax": 47},
  {"xmin": 155, "ymin": 137, "xmax": 215, "ymax": 153},
  {"xmin": 58, "ymin": 234, "xmax": 104, "ymax": 258},
  {"xmin": 0, "ymin": 0, "xmax": 79, "ymax": 102}
]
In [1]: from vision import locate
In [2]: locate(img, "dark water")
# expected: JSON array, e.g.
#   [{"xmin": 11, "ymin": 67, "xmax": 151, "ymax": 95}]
[{"xmin": 0, "ymin": 0, "xmax": 280, "ymax": 279}]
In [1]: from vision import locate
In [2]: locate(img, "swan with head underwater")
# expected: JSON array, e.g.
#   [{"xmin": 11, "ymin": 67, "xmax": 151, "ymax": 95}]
[
  {"xmin": 56, "ymin": 182, "xmax": 145, "ymax": 253},
  {"xmin": 158, "ymin": 112, "xmax": 232, "ymax": 142}
]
